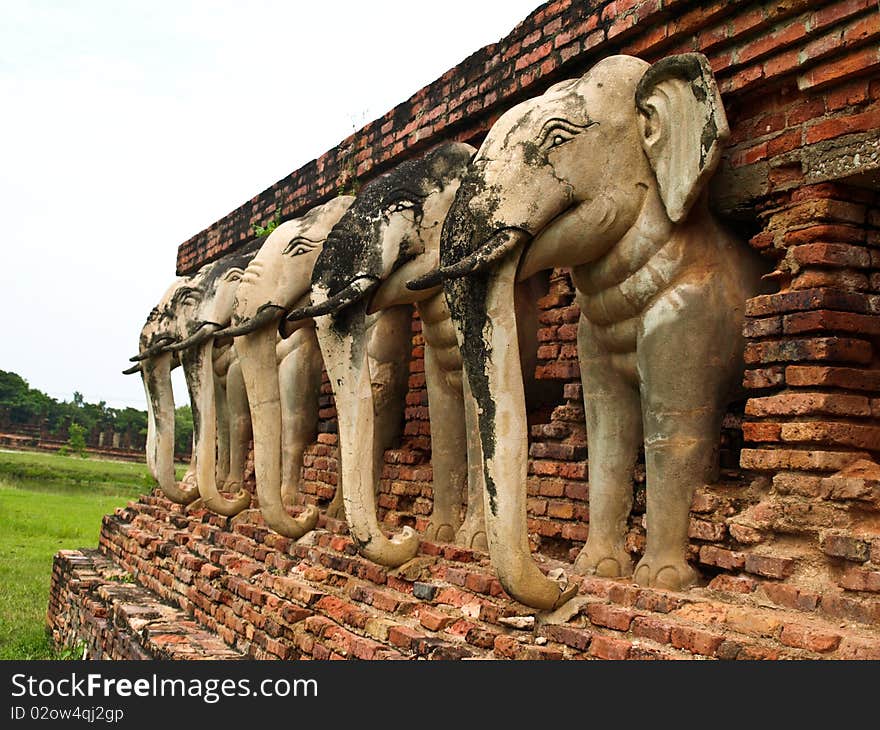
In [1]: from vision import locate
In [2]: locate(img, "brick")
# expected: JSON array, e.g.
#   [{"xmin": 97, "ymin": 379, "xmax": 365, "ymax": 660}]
[
  {"xmin": 820, "ymin": 593, "xmax": 880, "ymax": 624},
  {"xmin": 724, "ymin": 606, "xmax": 781, "ymax": 638},
  {"xmin": 799, "ymin": 46, "xmax": 880, "ymax": 94},
  {"xmin": 418, "ymin": 607, "xmax": 454, "ymax": 632},
  {"xmin": 744, "ymin": 553, "xmax": 795, "ymax": 579},
  {"xmin": 543, "ymin": 625, "xmax": 593, "ymax": 652},
  {"xmin": 744, "ymin": 337, "xmax": 872, "ymax": 365},
  {"xmin": 669, "ymin": 626, "xmax": 724, "ymax": 657},
  {"xmin": 789, "ymin": 243, "xmax": 872, "ymax": 269},
  {"xmin": 819, "ymin": 531, "xmax": 870, "ymax": 562},
  {"xmin": 779, "ymin": 421, "xmax": 880, "ymax": 450},
  {"xmin": 836, "ymin": 636, "xmax": 880, "ymax": 660},
  {"xmin": 783, "ymin": 310, "xmax": 880, "ymax": 336},
  {"xmin": 741, "ymin": 448, "xmax": 870, "ymax": 472},
  {"xmin": 806, "ymin": 103, "xmax": 880, "ymax": 144},
  {"xmin": 707, "ymin": 575, "xmax": 757, "ymax": 594},
  {"xmin": 762, "ymin": 582, "xmax": 820, "ymax": 611},
  {"xmin": 586, "ymin": 603, "xmax": 637, "ymax": 631},
  {"xmin": 743, "ymin": 316, "xmax": 783, "ymax": 338},
  {"xmin": 742, "ymin": 367, "xmax": 785, "ymax": 390},
  {"xmin": 745, "ymin": 289, "xmax": 868, "ymax": 317},
  {"xmin": 589, "ymin": 634, "xmax": 632, "ymax": 660},
  {"xmin": 746, "ymin": 392, "xmax": 871, "ymax": 418},
  {"xmin": 742, "ymin": 421, "xmax": 783, "ymax": 443},
  {"xmin": 688, "ymin": 519, "xmax": 726, "ymax": 541},
  {"xmin": 779, "ymin": 624, "xmax": 841, "ymax": 653},
  {"xmin": 631, "ymin": 616, "xmax": 672, "ymax": 644},
  {"xmin": 388, "ymin": 625, "xmax": 425, "ymax": 650},
  {"xmin": 839, "ymin": 567, "xmax": 880, "ymax": 592},
  {"xmin": 699, "ymin": 545, "xmax": 746, "ymax": 570},
  {"xmin": 785, "ymin": 365, "xmax": 880, "ymax": 391}
]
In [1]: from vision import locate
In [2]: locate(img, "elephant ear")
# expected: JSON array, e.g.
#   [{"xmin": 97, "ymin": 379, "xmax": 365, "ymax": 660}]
[{"xmin": 635, "ymin": 53, "xmax": 729, "ymax": 223}]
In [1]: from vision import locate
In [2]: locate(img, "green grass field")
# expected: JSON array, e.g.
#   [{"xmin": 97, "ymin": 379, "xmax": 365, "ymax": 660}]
[{"xmin": 0, "ymin": 449, "xmax": 167, "ymax": 659}]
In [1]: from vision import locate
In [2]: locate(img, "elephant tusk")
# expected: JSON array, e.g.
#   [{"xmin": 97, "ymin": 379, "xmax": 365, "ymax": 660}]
[
  {"xmin": 122, "ymin": 363, "xmax": 142, "ymax": 375},
  {"xmin": 214, "ymin": 305, "xmax": 285, "ymax": 338},
  {"xmin": 164, "ymin": 322, "xmax": 222, "ymax": 352},
  {"xmin": 130, "ymin": 335, "xmax": 176, "ymax": 361},
  {"xmin": 285, "ymin": 276, "xmax": 379, "ymax": 322},
  {"xmin": 406, "ymin": 227, "xmax": 530, "ymax": 290}
]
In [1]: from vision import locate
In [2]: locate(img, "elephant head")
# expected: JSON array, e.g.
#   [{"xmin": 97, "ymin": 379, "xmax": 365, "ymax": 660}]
[
  {"xmin": 161, "ymin": 241, "xmax": 261, "ymax": 516},
  {"xmin": 411, "ymin": 54, "xmax": 765, "ymax": 609},
  {"xmin": 220, "ymin": 196, "xmax": 354, "ymax": 538},
  {"xmin": 285, "ymin": 142, "xmax": 476, "ymax": 566},
  {"xmin": 126, "ymin": 277, "xmax": 199, "ymax": 504}
]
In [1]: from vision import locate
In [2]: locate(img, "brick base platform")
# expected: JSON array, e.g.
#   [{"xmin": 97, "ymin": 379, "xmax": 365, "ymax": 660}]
[{"xmin": 47, "ymin": 491, "xmax": 880, "ymax": 660}]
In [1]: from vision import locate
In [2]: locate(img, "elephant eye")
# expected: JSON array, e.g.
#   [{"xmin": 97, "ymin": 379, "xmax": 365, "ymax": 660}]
[
  {"xmin": 283, "ymin": 236, "xmax": 320, "ymax": 257},
  {"xmin": 384, "ymin": 198, "xmax": 417, "ymax": 215},
  {"xmin": 537, "ymin": 118, "xmax": 597, "ymax": 153},
  {"xmin": 223, "ymin": 268, "xmax": 244, "ymax": 283}
]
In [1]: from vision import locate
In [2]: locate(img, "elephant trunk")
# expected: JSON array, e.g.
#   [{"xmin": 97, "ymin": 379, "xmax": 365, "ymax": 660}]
[
  {"xmin": 182, "ymin": 340, "xmax": 251, "ymax": 516},
  {"xmin": 442, "ymin": 201, "xmax": 575, "ymax": 609},
  {"xmin": 166, "ymin": 322, "xmax": 222, "ymax": 353},
  {"xmin": 316, "ymin": 303, "xmax": 418, "ymax": 566},
  {"xmin": 213, "ymin": 305, "xmax": 285, "ymax": 339},
  {"xmin": 131, "ymin": 335, "xmax": 176, "ymax": 361},
  {"xmin": 407, "ymin": 228, "xmax": 527, "ymax": 291},
  {"xmin": 143, "ymin": 372, "xmax": 158, "ymax": 480},
  {"xmin": 285, "ymin": 276, "xmax": 379, "ymax": 324},
  {"xmin": 235, "ymin": 324, "xmax": 318, "ymax": 538},
  {"xmin": 141, "ymin": 352, "xmax": 199, "ymax": 504}
]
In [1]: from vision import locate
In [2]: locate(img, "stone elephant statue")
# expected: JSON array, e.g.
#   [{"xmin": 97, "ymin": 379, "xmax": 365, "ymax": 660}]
[
  {"xmin": 133, "ymin": 242, "xmax": 262, "ymax": 516},
  {"xmin": 211, "ymin": 197, "xmax": 354, "ymax": 538},
  {"xmin": 409, "ymin": 54, "xmax": 767, "ymax": 609},
  {"xmin": 284, "ymin": 142, "xmax": 549, "ymax": 567},
  {"xmin": 125, "ymin": 277, "xmax": 200, "ymax": 505}
]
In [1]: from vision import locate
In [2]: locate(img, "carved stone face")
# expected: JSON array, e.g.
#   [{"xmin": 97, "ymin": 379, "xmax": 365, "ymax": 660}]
[
  {"xmin": 231, "ymin": 197, "xmax": 354, "ymax": 327},
  {"xmin": 138, "ymin": 277, "xmax": 189, "ymax": 354},
  {"xmin": 310, "ymin": 142, "xmax": 475, "ymax": 318},
  {"xmin": 170, "ymin": 242, "xmax": 259, "ymax": 342},
  {"xmin": 439, "ymin": 54, "xmax": 729, "ymax": 279}
]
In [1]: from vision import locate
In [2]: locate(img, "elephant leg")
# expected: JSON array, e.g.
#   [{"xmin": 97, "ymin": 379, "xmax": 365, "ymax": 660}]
[
  {"xmin": 634, "ymin": 276, "xmax": 738, "ymax": 590},
  {"xmin": 224, "ymin": 356, "xmax": 252, "ymax": 497},
  {"xmin": 279, "ymin": 329, "xmax": 323, "ymax": 509},
  {"xmin": 213, "ymin": 373, "xmax": 231, "ymax": 488},
  {"xmin": 418, "ymin": 293, "xmax": 468, "ymax": 545},
  {"xmin": 573, "ymin": 315, "xmax": 642, "ymax": 578},
  {"xmin": 367, "ymin": 304, "xmax": 411, "ymax": 486}
]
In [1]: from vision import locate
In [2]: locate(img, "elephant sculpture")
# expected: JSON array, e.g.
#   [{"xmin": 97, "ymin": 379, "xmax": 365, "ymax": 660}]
[
  {"xmin": 125, "ymin": 277, "xmax": 200, "ymax": 504},
  {"xmin": 127, "ymin": 243, "xmax": 262, "ymax": 516},
  {"xmin": 159, "ymin": 241, "xmax": 264, "ymax": 517},
  {"xmin": 284, "ymin": 142, "xmax": 550, "ymax": 567},
  {"xmin": 409, "ymin": 54, "xmax": 767, "ymax": 609},
  {"xmin": 211, "ymin": 196, "xmax": 354, "ymax": 538}
]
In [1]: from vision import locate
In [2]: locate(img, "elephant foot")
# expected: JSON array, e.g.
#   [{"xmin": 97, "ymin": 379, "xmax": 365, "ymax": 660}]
[
  {"xmin": 455, "ymin": 516, "xmax": 488, "ymax": 552},
  {"xmin": 633, "ymin": 553, "xmax": 697, "ymax": 592},
  {"xmin": 423, "ymin": 519, "xmax": 458, "ymax": 544},
  {"xmin": 572, "ymin": 541, "xmax": 633, "ymax": 578},
  {"xmin": 325, "ymin": 490, "xmax": 344, "ymax": 520}
]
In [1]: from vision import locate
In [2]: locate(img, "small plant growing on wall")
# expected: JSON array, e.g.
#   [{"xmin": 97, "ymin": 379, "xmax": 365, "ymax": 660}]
[{"xmin": 252, "ymin": 208, "xmax": 282, "ymax": 238}]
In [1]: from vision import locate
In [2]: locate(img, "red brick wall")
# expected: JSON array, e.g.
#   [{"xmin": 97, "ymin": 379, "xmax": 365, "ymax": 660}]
[{"xmin": 172, "ymin": 0, "xmax": 880, "ymax": 613}]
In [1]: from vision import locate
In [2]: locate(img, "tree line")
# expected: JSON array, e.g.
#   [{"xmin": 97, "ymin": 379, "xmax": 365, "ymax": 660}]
[{"xmin": 0, "ymin": 369, "xmax": 193, "ymax": 456}]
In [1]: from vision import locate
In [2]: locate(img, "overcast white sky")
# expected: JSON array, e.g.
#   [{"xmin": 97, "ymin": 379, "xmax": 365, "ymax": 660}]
[{"xmin": 0, "ymin": 0, "xmax": 540, "ymax": 410}]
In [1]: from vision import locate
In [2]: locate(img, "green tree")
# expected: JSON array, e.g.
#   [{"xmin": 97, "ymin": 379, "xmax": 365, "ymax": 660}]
[
  {"xmin": 174, "ymin": 405, "xmax": 193, "ymax": 457},
  {"xmin": 67, "ymin": 422, "xmax": 87, "ymax": 457}
]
